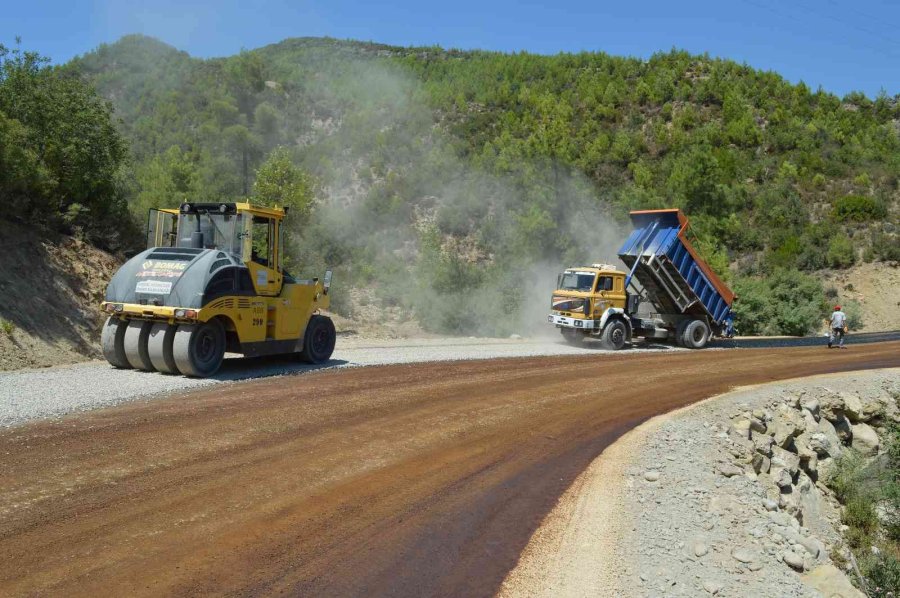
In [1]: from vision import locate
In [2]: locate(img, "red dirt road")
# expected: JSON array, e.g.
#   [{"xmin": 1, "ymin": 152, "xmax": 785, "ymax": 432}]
[{"xmin": 1, "ymin": 343, "xmax": 898, "ymax": 597}]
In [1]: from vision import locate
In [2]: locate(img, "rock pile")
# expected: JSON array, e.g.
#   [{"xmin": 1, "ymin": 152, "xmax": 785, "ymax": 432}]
[
  {"xmin": 723, "ymin": 383, "xmax": 898, "ymax": 580},
  {"xmin": 623, "ymin": 372, "xmax": 898, "ymax": 598}
]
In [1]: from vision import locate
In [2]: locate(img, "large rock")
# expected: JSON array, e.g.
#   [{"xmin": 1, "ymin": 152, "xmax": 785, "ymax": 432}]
[
  {"xmin": 812, "ymin": 418, "xmax": 843, "ymax": 458},
  {"xmin": 770, "ymin": 405, "xmax": 805, "ymax": 448},
  {"xmin": 730, "ymin": 419, "xmax": 751, "ymax": 440},
  {"xmin": 817, "ymin": 390, "xmax": 847, "ymax": 422},
  {"xmin": 832, "ymin": 414, "xmax": 853, "ymax": 443},
  {"xmin": 851, "ymin": 423, "xmax": 880, "ymax": 456},
  {"xmin": 802, "ymin": 564, "xmax": 866, "ymax": 598},
  {"xmin": 794, "ymin": 432, "xmax": 818, "ymax": 473},
  {"xmin": 844, "ymin": 393, "xmax": 886, "ymax": 423},
  {"xmin": 772, "ymin": 467, "xmax": 793, "ymax": 489},
  {"xmin": 753, "ymin": 433, "xmax": 775, "ymax": 457},
  {"xmin": 752, "ymin": 452, "xmax": 771, "ymax": 474},
  {"xmin": 771, "ymin": 446, "xmax": 800, "ymax": 476},
  {"xmin": 800, "ymin": 398, "xmax": 820, "ymax": 421}
]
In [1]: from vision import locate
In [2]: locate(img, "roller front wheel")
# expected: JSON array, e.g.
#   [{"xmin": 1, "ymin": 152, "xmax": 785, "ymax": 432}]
[
  {"xmin": 101, "ymin": 317, "xmax": 131, "ymax": 369},
  {"xmin": 172, "ymin": 320, "xmax": 226, "ymax": 378},
  {"xmin": 124, "ymin": 320, "xmax": 155, "ymax": 371},
  {"xmin": 147, "ymin": 322, "xmax": 179, "ymax": 374}
]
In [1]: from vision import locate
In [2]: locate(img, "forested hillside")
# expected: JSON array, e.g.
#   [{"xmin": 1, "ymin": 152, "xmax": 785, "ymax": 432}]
[{"xmin": 6, "ymin": 35, "xmax": 899, "ymax": 336}]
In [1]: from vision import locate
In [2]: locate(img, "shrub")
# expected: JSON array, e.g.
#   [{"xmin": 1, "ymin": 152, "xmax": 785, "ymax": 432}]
[
  {"xmin": 832, "ymin": 195, "xmax": 887, "ymax": 222},
  {"xmin": 871, "ymin": 231, "xmax": 900, "ymax": 262},
  {"xmin": 826, "ymin": 234, "xmax": 856, "ymax": 268},
  {"xmin": 0, "ymin": 319, "xmax": 13, "ymax": 335},
  {"xmin": 843, "ymin": 300, "xmax": 864, "ymax": 330},
  {"xmin": 732, "ymin": 269, "xmax": 827, "ymax": 336},
  {"xmin": 865, "ymin": 553, "xmax": 900, "ymax": 597}
]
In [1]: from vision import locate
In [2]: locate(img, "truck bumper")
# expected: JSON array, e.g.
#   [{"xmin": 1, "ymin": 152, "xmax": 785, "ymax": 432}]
[{"xmin": 548, "ymin": 314, "xmax": 599, "ymax": 329}]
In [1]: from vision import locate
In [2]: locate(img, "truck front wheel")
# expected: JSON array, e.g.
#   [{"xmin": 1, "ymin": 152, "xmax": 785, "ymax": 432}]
[
  {"xmin": 682, "ymin": 319, "xmax": 710, "ymax": 349},
  {"xmin": 601, "ymin": 320, "xmax": 627, "ymax": 350},
  {"xmin": 560, "ymin": 328, "xmax": 584, "ymax": 346}
]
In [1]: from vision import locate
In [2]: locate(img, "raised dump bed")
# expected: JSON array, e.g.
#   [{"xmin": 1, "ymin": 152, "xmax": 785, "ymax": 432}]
[{"xmin": 618, "ymin": 209, "xmax": 735, "ymax": 327}]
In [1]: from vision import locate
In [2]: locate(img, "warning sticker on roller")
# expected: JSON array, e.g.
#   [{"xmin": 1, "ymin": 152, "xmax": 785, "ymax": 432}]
[{"xmin": 135, "ymin": 280, "xmax": 173, "ymax": 295}]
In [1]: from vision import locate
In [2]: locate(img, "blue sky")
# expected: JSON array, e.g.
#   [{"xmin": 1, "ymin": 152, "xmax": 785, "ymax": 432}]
[{"xmin": 4, "ymin": 0, "xmax": 899, "ymax": 97}]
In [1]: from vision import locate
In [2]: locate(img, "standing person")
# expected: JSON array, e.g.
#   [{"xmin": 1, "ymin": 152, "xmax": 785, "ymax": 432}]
[{"xmin": 828, "ymin": 305, "xmax": 848, "ymax": 349}]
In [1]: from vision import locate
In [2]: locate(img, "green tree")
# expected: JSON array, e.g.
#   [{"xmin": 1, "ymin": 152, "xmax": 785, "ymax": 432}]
[
  {"xmin": 0, "ymin": 40, "xmax": 136, "ymax": 248},
  {"xmin": 252, "ymin": 147, "xmax": 315, "ymax": 218}
]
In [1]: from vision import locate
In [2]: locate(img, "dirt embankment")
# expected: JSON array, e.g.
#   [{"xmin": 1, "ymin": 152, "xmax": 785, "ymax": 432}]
[
  {"xmin": 0, "ymin": 220, "xmax": 121, "ymax": 370},
  {"xmin": 820, "ymin": 262, "xmax": 900, "ymax": 332}
]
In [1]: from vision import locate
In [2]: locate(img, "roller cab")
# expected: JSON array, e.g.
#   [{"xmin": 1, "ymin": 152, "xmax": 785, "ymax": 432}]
[{"xmin": 100, "ymin": 202, "xmax": 335, "ymax": 377}]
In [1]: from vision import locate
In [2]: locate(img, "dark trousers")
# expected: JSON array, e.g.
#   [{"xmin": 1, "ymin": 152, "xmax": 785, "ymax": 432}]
[{"xmin": 829, "ymin": 327, "xmax": 845, "ymax": 347}]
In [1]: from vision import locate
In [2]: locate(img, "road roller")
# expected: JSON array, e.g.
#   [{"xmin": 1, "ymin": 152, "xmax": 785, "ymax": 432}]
[{"xmin": 100, "ymin": 202, "xmax": 335, "ymax": 377}]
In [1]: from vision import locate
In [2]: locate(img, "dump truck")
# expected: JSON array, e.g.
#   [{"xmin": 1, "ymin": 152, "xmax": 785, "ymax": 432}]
[
  {"xmin": 548, "ymin": 209, "xmax": 735, "ymax": 350},
  {"xmin": 100, "ymin": 202, "xmax": 335, "ymax": 377}
]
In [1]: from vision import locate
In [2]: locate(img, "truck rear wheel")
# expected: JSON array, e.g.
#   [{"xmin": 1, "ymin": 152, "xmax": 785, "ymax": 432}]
[
  {"xmin": 601, "ymin": 320, "xmax": 627, "ymax": 350},
  {"xmin": 172, "ymin": 320, "xmax": 226, "ymax": 377},
  {"xmin": 101, "ymin": 317, "xmax": 131, "ymax": 369},
  {"xmin": 682, "ymin": 319, "xmax": 710, "ymax": 349},
  {"xmin": 675, "ymin": 320, "xmax": 689, "ymax": 348},
  {"xmin": 300, "ymin": 315, "xmax": 336, "ymax": 364}
]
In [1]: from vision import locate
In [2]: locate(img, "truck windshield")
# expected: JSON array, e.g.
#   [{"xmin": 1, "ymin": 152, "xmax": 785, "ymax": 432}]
[
  {"xmin": 559, "ymin": 272, "xmax": 596, "ymax": 292},
  {"xmin": 176, "ymin": 212, "xmax": 244, "ymax": 258}
]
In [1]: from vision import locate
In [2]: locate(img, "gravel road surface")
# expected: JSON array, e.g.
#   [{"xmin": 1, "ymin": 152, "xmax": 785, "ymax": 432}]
[
  {"xmin": 1, "ymin": 342, "xmax": 897, "ymax": 597},
  {"xmin": 0, "ymin": 335, "xmax": 678, "ymax": 427}
]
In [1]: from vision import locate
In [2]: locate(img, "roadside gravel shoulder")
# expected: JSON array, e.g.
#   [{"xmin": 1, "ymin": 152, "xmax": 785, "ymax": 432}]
[
  {"xmin": 502, "ymin": 368, "xmax": 899, "ymax": 598},
  {"xmin": 0, "ymin": 336, "xmax": 679, "ymax": 428}
]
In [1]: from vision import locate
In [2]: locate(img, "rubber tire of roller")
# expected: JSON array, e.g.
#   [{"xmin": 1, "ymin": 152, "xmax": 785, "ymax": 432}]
[
  {"xmin": 172, "ymin": 320, "xmax": 226, "ymax": 378},
  {"xmin": 300, "ymin": 315, "xmax": 336, "ymax": 364},
  {"xmin": 100, "ymin": 317, "xmax": 131, "ymax": 369},
  {"xmin": 682, "ymin": 319, "xmax": 710, "ymax": 349},
  {"xmin": 123, "ymin": 320, "xmax": 155, "ymax": 371},
  {"xmin": 147, "ymin": 322, "xmax": 179, "ymax": 374},
  {"xmin": 600, "ymin": 319, "xmax": 628, "ymax": 350}
]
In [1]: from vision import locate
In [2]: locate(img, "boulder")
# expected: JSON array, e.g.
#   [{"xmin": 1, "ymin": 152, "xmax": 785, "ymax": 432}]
[
  {"xmin": 783, "ymin": 550, "xmax": 805, "ymax": 570},
  {"xmin": 717, "ymin": 462, "xmax": 743, "ymax": 478},
  {"xmin": 800, "ymin": 398, "xmax": 820, "ymax": 421},
  {"xmin": 772, "ymin": 467, "xmax": 793, "ymax": 489},
  {"xmin": 770, "ymin": 406, "xmax": 805, "ymax": 448},
  {"xmin": 751, "ymin": 452, "xmax": 771, "ymax": 474},
  {"xmin": 814, "ymin": 418, "xmax": 843, "ymax": 458},
  {"xmin": 749, "ymin": 415, "xmax": 767, "ymax": 434},
  {"xmin": 730, "ymin": 419, "xmax": 751, "ymax": 440},
  {"xmin": 850, "ymin": 423, "xmax": 879, "ymax": 456},
  {"xmin": 802, "ymin": 564, "xmax": 866, "ymax": 598},
  {"xmin": 842, "ymin": 393, "xmax": 864, "ymax": 422},
  {"xmin": 832, "ymin": 414, "xmax": 853, "ymax": 442},
  {"xmin": 771, "ymin": 446, "xmax": 800, "ymax": 476},
  {"xmin": 753, "ymin": 433, "xmax": 775, "ymax": 457},
  {"xmin": 845, "ymin": 393, "xmax": 886, "ymax": 423},
  {"xmin": 817, "ymin": 390, "xmax": 846, "ymax": 422}
]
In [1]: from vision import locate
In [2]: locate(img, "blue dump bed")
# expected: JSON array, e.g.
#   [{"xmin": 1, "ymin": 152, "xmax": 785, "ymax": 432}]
[{"xmin": 617, "ymin": 209, "xmax": 735, "ymax": 325}]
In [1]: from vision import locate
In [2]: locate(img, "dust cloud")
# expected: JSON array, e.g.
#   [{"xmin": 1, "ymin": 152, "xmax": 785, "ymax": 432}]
[{"xmin": 290, "ymin": 59, "xmax": 627, "ymax": 338}]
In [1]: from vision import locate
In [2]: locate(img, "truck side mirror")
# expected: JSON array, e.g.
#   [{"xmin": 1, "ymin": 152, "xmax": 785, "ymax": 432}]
[{"xmin": 323, "ymin": 270, "xmax": 333, "ymax": 295}]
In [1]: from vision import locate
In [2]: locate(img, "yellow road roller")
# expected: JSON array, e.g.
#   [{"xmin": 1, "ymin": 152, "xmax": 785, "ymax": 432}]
[{"xmin": 100, "ymin": 202, "xmax": 335, "ymax": 377}]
